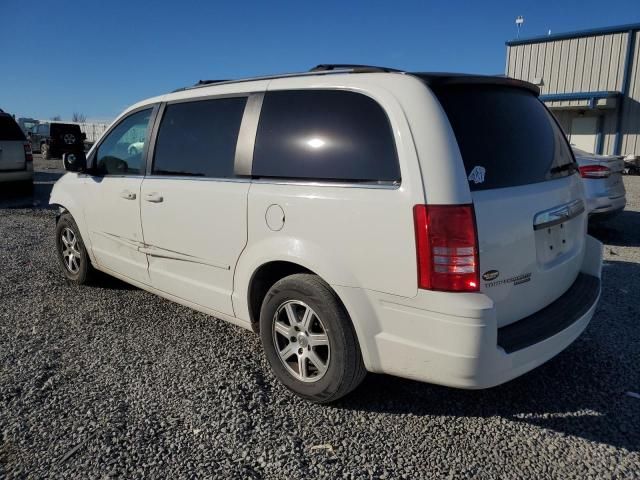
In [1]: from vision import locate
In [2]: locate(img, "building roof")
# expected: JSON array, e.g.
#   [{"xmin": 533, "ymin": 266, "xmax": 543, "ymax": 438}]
[{"xmin": 506, "ymin": 22, "xmax": 640, "ymax": 46}]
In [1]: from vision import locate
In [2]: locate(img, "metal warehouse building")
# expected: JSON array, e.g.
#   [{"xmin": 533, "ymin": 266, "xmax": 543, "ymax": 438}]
[{"xmin": 506, "ymin": 23, "xmax": 640, "ymax": 157}]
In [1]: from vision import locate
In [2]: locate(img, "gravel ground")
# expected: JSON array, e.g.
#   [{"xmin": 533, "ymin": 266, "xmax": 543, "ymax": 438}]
[{"xmin": 0, "ymin": 174, "xmax": 639, "ymax": 479}]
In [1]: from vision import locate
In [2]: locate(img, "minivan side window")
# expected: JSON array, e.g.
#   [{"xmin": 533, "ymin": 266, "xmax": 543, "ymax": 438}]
[
  {"xmin": 252, "ymin": 90, "xmax": 400, "ymax": 183},
  {"xmin": 152, "ymin": 97, "xmax": 247, "ymax": 178},
  {"xmin": 96, "ymin": 109, "xmax": 152, "ymax": 175}
]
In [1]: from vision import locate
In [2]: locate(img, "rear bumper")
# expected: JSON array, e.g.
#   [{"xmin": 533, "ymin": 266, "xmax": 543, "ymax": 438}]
[
  {"xmin": 588, "ymin": 194, "xmax": 626, "ymax": 219},
  {"xmin": 334, "ymin": 235, "xmax": 603, "ymax": 389}
]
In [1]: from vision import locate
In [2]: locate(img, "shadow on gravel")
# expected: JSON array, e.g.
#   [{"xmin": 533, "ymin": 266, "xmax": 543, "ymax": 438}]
[
  {"xmin": 90, "ymin": 271, "xmax": 137, "ymax": 291},
  {"xmin": 336, "ymin": 259, "xmax": 640, "ymax": 453},
  {"xmin": 589, "ymin": 211, "xmax": 640, "ymax": 248},
  {"xmin": 0, "ymin": 172, "xmax": 63, "ymax": 209}
]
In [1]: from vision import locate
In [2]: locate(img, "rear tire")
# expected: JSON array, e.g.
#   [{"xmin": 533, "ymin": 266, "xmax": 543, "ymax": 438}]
[
  {"xmin": 259, "ymin": 274, "xmax": 366, "ymax": 403},
  {"xmin": 41, "ymin": 143, "xmax": 50, "ymax": 160},
  {"xmin": 55, "ymin": 213, "xmax": 95, "ymax": 284}
]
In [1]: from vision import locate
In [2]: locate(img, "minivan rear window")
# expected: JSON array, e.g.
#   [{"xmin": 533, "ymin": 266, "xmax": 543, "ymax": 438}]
[
  {"xmin": 253, "ymin": 90, "xmax": 400, "ymax": 183},
  {"xmin": 431, "ymin": 85, "xmax": 576, "ymax": 191},
  {"xmin": 0, "ymin": 115, "xmax": 26, "ymax": 141}
]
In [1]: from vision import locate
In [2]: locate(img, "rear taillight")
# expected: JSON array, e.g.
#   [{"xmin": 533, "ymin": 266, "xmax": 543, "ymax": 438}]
[
  {"xmin": 579, "ymin": 165, "xmax": 610, "ymax": 179},
  {"xmin": 413, "ymin": 204, "xmax": 479, "ymax": 292},
  {"xmin": 24, "ymin": 143, "xmax": 33, "ymax": 162}
]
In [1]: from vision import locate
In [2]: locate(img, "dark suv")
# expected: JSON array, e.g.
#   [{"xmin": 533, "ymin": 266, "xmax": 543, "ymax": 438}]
[{"xmin": 29, "ymin": 122, "xmax": 85, "ymax": 159}]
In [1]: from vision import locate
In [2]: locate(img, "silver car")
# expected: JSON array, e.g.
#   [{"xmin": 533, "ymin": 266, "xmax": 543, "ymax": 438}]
[
  {"xmin": 0, "ymin": 112, "xmax": 33, "ymax": 189},
  {"xmin": 574, "ymin": 147, "xmax": 626, "ymax": 220}
]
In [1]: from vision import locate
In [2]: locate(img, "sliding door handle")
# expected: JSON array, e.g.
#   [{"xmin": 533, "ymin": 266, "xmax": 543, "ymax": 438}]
[
  {"xmin": 144, "ymin": 192, "xmax": 163, "ymax": 203},
  {"xmin": 119, "ymin": 189, "xmax": 136, "ymax": 200}
]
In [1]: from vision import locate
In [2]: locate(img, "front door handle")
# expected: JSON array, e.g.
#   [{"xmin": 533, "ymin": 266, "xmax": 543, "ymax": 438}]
[
  {"xmin": 144, "ymin": 192, "xmax": 163, "ymax": 203},
  {"xmin": 120, "ymin": 189, "xmax": 136, "ymax": 200}
]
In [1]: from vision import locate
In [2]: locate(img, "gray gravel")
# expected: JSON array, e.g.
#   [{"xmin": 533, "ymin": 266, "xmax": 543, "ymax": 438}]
[{"xmin": 1, "ymin": 175, "xmax": 639, "ymax": 479}]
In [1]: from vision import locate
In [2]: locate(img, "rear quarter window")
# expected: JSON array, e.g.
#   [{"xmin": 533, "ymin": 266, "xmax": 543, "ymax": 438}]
[
  {"xmin": 0, "ymin": 115, "xmax": 26, "ymax": 141},
  {"xmin": 432, "ymin": 85, "xmax": 575, "ymax": 191},
  {"xmin": 252, "ymin": 90, "xmax": 400, "ymax": 183}
]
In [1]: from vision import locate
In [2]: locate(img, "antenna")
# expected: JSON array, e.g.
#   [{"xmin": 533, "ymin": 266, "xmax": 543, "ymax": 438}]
[{"xmin": 515, "ymin": 15, "xmax": 524, "ymax": 38}]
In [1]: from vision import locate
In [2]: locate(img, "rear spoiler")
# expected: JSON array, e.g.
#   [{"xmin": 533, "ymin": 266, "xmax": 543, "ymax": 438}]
[{"xmin": 410, "ymin": 73, "xmax": 540, "ymax": 96}]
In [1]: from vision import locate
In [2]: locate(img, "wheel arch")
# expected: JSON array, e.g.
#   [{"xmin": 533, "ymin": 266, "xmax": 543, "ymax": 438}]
[
  {"xmin": 233, "ymin": 235, "xmax": 360, "ymax": 324},
  {"xmin": 246, "ymin": 260, "xmax": 314, "ymax": 332},
  {"xmin": 237, "ymin": 251, "xmax": 375, "ymax": 370},
  {"xmin": 49, "ymin": 182, "xmax": 96, "ymax": 264}
]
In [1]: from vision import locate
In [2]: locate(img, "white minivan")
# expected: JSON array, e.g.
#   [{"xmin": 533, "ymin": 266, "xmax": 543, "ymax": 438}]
[{"xmin": 50, "ymin": 66, "xmax": 603, "ymax": 403}]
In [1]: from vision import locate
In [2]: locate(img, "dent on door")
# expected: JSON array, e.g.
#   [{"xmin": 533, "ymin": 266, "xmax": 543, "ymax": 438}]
[
  {"xmin": 84, "ymin": 176, "xmax": 150, "ymax": 284},
  {"xmin": 139, "ymin": 179, "xmax": 248, "ymax": 316}
]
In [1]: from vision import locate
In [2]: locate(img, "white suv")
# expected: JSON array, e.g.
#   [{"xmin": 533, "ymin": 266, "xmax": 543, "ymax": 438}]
[
  {"xmin": 0, "ymin": 111, "xmax": 33, "ymax": 188},
  {"xmin": 50, "ymin": 65, "xmax": 603, "ymax": 403}
]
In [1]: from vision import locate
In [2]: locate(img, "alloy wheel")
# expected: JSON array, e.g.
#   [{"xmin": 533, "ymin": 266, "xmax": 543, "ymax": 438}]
[
  {"xmin": 60, "ymin": 227, "xmax": 81, "ymax": 274},
  {"xmin": 272, "ymin": 300, "xmax": 331, "ymax": 383}
]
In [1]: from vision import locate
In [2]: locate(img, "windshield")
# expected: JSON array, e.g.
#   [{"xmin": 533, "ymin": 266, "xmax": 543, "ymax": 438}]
[{"xmin": 432, "ymin": 85, "xmax": 576, "ymax": 191}]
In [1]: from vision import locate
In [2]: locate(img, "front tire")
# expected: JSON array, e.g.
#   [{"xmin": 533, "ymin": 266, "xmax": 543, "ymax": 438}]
[
  {"xmin": 259, "ymin": 274, "xmax": 366, "ymax": 403},
  {"xmin": 55, "ymin": 213, "xmax": 94, "ymax": 284}
]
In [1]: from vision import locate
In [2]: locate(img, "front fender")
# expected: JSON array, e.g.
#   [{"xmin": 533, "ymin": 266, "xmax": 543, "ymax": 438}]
[{"xmin": 49, "ymin": 174, "xmax": 95, "ymax": 263}]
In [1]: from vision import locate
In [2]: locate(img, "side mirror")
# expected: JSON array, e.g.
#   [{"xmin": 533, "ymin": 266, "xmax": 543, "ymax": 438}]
[
  {"xmin": 81, "ymin": 132, "xmax": 87, "ymax": 140},
  {"xmin": 63, "ymin": 152, "xmax": 87, "ymax": 172}
]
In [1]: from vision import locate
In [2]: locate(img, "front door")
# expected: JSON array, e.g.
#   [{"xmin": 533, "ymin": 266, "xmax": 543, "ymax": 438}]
[
  {"xmin": 140, "ymin": 96, "xmax": 249, "ymax": 316},
  {"xmin": 83, "ymin": 107, "xmax": 155, "ymax": 284}
]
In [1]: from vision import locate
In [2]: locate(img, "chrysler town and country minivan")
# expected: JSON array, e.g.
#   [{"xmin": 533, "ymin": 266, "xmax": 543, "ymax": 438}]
[{"xmin": 50, "ymin": 65, "xmax": 603, "ymax": 403}]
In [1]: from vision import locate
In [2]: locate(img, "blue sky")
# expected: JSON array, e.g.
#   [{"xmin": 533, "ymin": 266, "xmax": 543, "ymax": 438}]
[{"xmin": 1, "ymin": 0, "xmax": 638, "ymax": 121}]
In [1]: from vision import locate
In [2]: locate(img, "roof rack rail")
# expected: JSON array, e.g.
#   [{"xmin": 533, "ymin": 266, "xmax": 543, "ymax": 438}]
[
  {"xmin": 172, "ymin": 79, "xmax": 228, "ymax": 92},
  {"xmin": 172, "ymin": 65, "xmax": 403, "ymax": 93},
  {"xmin": 195, "ymin": 79, "xmax": 228, "ymax": 86},
  {"xmin": 310, "ymin": 64, "xmax": 403, "ymax": 73}
]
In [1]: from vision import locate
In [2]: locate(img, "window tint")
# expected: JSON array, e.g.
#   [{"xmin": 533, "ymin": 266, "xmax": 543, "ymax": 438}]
[
  {"xmin": 432, "ymin": 85, "xmax": 575, "ymax": 191},
  {"xmin": 96, "ymin": 109, "xmax": 152, "ymax": 175},
  {"xmin": 0, "ymin": 115, "xmax": 26, "ymax": 141},
  {"xmin": 153, "ymin": 97, "xmax": 247, "ymax": 177},
  {"xmin": 253, "ymin": 90, "xmax": 400, "ymax": 182}
]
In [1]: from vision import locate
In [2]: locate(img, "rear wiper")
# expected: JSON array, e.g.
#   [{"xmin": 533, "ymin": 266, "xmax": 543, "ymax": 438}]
[{"xmin": 550, "ymin": 163, "xmax": 578, "ymax": 174}]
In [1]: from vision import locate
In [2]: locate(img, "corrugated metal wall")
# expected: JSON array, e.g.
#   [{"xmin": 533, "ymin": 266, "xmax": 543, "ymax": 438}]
[
  {"xmin": 621, "ymin": 30, "xmax": 640, "ymax": 156},
  {"xmin": 507, "ymin": 31, "xmax": 639, "ymax": 156},
  {"xmin": 506, "ymin": 32, "xmax": 628, "ymax": 96},
  {"xmin": 78, "ymin": 122, "xmax": 109, "ymax": 143}
]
